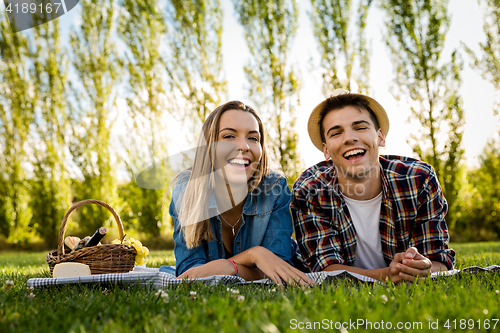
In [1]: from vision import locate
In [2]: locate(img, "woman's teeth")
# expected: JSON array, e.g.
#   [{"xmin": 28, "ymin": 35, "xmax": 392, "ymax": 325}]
[{"xmin": 229, "ymin": 159, "xmax": 249, "ymax": 166}]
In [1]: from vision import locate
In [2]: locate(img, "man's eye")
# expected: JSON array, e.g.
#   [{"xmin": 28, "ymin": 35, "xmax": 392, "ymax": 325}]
[
  {"xmin": 330, "ymin": 133, "xmax": 340, "ymax": 137},
  {"xmin": 356, "ymin": 127, "xmax": 367, "ymax": 130}
]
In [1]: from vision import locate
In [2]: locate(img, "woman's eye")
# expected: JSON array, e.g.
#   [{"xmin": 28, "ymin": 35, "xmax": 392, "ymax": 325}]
[
  {"xmin": 222, "ymin": 134, "xmax": 235, "ymax": 139},
  {"xmin": 249, "ymin": 136, "xmax": 259, "ymax": 142}
]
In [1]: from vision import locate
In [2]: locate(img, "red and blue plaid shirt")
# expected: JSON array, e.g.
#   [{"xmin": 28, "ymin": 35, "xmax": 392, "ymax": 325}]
[{"xmin": 291, "ymin": 155, "xmax": 455, "ymax": 272}]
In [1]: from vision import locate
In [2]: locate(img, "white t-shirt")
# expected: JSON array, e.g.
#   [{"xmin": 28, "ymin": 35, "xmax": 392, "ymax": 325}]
[{"xmin": 342, "ymin": 192, "xmax": 387, "ymax": 269}]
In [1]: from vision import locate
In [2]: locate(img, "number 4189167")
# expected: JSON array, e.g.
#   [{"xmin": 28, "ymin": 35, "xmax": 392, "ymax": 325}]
[
  {"xmin": 444, "ymin": 319, "xmax": 498, "ymax": 330},
  {"xmin": 5, "ymin": 2, "xmax": 62, "ymax": 14}
]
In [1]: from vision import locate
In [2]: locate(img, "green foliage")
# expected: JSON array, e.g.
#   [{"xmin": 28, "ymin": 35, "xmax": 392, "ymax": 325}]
[
  {"xmin": 1, "ymin": 16, "xmax": 72, "ymax": 247},
  {"xmin": 117, "ymin": 182, "xmax": 144, "ymax": 233},
  {"xmin": 167, "ymin": 0, "xmax": 227, "ymax": 125},
  {"xmin": 464, "ymin": 0, "xmax": 500, "ymax": 115},
  {"xmin": 0, "ymin": 13, "xmax": 35, "ymax": 243},
  {"xmin": 233, "ymin": 0, "xmax": 303, "ymax": 183},
  {"xmin": 1, "ymin": 245, "xmax": 500, "ymax": 332},
  {"xmin": 310, "ymin": 0, "xmax": 373, "ymax": 94},
  {"xmin": 117, "ymin": 0, "xmax": 171, "ymax": 236},
  {"xmin": 29, "ymin": 21, "xmax": 72, "ymax": 248},
  {"xmin": 68, "ymin": 0, "xmax": 121, "ymax": 235},
  {"xmin": 456, "ymin": 134, "xmax": 500, "ymax": 241},
  {"xmin": 118, "ymin": 181, "xmax": 168, "ymax": 237},
  {"xmin": 381, "ymin": 0, "xmax": 465, "ymax": 229}
]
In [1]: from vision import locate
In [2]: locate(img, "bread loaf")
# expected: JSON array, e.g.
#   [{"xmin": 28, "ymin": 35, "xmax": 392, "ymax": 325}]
[{"xmin": 64, "ymin": 236, "xmax": 81, "ymax": 251}]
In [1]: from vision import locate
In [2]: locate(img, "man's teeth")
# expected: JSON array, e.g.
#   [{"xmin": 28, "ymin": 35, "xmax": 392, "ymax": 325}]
[
  {"xmin": 229, "ymin": 159, "xmax": 249, "ymax": 165},
  {"xmin": 343, "ymin": 149, "xmax": 365, "ymax": 158}
]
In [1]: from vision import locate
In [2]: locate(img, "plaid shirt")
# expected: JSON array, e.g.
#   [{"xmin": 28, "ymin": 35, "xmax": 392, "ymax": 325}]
[{"xmin": 291, "ymin": 155, "xmax": 455, "ymax": 272}]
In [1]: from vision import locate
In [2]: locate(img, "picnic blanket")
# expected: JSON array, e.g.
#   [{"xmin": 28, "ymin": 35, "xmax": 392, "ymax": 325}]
[{"xmin": 27, "ymin": 265, "xmax": 500, "ymax": 289}]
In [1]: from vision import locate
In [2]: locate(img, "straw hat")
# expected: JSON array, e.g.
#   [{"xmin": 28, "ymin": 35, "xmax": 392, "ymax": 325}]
[{"xmin": 307, "ymin": 89, "xmax": 390, "ymax": 151}]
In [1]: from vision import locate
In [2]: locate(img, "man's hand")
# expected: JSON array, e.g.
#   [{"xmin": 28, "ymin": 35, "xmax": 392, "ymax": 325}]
[
  {"xmin": 388, "ymin": 247, "xmax": 432, "ymax": 283},
  {"xmin": 323, "ymin": 247, "xmax": 448, "ymax": 284},
  {"xmin": 387, "ymin": 252, "xmax": 405, "ymax": 283}
]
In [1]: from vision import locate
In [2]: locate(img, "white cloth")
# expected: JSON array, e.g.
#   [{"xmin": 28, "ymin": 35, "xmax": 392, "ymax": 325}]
[
  {"xmin": 27, "ymin": 265, "xmax": 500, "ymax": 289},
  {"xmin": 27, "ymin": 266, "xmax": 382, "ymax": 288},
  {"xmin": 343, "ymin": 192, "xmax": 387, "ymax": 269}
]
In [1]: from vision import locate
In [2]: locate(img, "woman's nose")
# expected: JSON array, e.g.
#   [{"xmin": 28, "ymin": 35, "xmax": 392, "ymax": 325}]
[{"xmin": 237, "ymin": 137, "xmax": 250, "ymax": 151}]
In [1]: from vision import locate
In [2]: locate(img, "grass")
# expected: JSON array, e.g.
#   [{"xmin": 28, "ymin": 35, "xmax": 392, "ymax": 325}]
[{"xmin": 1, "ymin": 242, "xmax": 499, "ymax": 333}]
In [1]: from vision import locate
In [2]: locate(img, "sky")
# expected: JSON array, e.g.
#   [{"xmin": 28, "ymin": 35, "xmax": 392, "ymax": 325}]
[
  {"xmin": 221, "ymin": 0, "xmax": 499, "ymax": 169},
  {"xmin": 3, "ymin": 0, "xmax": 498, "ymax": 178}
]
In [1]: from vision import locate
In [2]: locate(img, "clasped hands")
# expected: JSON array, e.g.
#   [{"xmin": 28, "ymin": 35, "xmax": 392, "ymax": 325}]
[{"xmin": 387, "ymin": 247, "xmax": 433, "ymax": 283}]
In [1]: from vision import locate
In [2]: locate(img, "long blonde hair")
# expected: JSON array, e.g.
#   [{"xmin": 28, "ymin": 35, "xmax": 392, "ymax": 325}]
[{"xmin": 177, "ymin": 101, "xmax": 270, "ymax": 248}]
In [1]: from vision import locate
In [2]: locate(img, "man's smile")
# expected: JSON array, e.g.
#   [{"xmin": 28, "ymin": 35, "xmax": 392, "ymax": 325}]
[{"xmin": 343, "ymin": 148, "xmax": 367, "ymax": 161}]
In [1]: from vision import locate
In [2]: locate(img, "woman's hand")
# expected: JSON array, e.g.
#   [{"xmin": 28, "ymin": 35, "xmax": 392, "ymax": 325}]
[
  {"xmin": 176, "ymin": 259, "xmax": 235, "ymax": 280},
  {"xmin": 233, "ymin": 246, "xmax": 315, "ymax": 287},
  {"xmin": 175, "ymin": 247, "xmax": 315, "ymax": 287}
]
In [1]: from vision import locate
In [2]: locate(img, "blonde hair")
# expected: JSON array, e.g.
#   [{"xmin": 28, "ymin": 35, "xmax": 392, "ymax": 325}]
[{"xmin": 177, "ymin": 101, "xmax": 270, "ymax": 248}]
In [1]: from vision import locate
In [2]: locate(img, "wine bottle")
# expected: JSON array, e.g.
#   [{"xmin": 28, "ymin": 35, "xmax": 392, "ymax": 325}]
[
  {"xmin": 86, "ymin": 227, "xmax": 107, "ymax": 247},
  {"xmin": 74, "ymin": 236, "xmax": 90, "ymax": 251}
]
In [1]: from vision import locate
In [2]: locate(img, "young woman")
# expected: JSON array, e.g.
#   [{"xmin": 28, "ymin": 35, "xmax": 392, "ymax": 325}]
[{"xmin": 167, "ymin": 101, "xmax": 312, "ymax": 286}]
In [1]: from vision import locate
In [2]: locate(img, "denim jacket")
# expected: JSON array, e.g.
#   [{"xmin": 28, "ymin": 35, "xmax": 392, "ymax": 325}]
[{"xmin": 171, "ymin": 170, "xmax": 302, "ymax": 276}]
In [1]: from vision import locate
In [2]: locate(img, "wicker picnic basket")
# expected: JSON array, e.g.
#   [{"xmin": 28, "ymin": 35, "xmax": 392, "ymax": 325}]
[{"xmin": 46, "ymin": 199, "xmax": 137, "ymax": 275}]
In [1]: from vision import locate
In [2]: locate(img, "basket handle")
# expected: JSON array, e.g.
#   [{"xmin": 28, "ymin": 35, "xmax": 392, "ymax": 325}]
[{"xmin": 57, "ymin": 199, "xmax": 125, "ymax": 256}]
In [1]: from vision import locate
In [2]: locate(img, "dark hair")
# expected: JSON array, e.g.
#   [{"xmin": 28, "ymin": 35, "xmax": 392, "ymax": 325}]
[{"xmin": 319, "ymin": 93, "xmax": 380, "ymax": 143}]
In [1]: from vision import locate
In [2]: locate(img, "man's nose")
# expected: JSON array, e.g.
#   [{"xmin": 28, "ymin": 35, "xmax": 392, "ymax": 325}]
[{"xmin": 343, "ymin": 129, "xmax": 358, "ymax": 145}]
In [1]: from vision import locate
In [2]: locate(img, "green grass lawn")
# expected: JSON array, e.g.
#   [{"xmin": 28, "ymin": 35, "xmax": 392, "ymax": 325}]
[{"xmin": 1, "ymin": 242, "xmax": 500, "ymax": 333}]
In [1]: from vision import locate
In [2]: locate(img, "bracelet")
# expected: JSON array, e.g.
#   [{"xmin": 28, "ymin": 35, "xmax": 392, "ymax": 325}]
[{"xmin": 228, "ymin": 259, "xmax": 238, "ymax": 277}]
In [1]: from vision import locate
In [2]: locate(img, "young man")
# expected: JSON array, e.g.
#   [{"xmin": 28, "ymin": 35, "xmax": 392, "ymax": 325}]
[{"xmin": 291, "ymin": 89, "xmax": 455, "ymax": 283}]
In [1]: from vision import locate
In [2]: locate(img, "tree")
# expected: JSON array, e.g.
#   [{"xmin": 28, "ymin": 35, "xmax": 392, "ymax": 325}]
[
  {"xmin": 29, "ymin": 20, "xmax": 72, "ymax": 248},
  {"xmin": 465, "ymin": 0, "xmax": 500, "ymax": 115},
  {"xmin": 381, "ymin": 0, "xmax": 465, "ymax": 229},
  {"xmin": 232, "ymin": 0, "xmax": 303, "ymax": 183},
  {"xmin": 167, "ymin": 0, "xmax": 227, "ymax": 126},
  {"xmin": 458, "ymin": 134, "xmax": 500, "ymax": 240},
  {"xmin": 117, "ymin": 0, "xmax": 171, "ymax": 236},
  {"xmin": 0, "ymin": 13, "xmax": 35, "ymax": 243},
  {"xmin": 68, "ymin": 0, "xmax": 121, "ymax": 235},
  {"xmin": 310, "ymin": 0, "xmax": 373, "ymax": 94}
]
